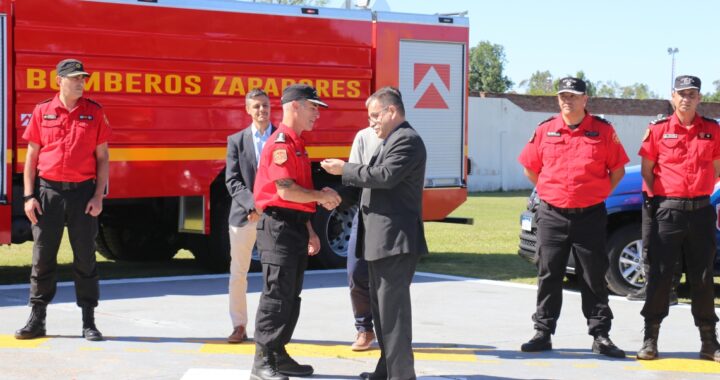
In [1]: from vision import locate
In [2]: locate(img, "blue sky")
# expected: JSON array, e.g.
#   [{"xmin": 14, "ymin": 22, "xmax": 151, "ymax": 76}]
[{"xmin": 327, "ymin": 0, "xmax": 719, "ymax": 99}]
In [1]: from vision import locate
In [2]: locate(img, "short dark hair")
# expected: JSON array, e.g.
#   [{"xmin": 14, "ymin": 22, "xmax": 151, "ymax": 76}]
[
  {"xmin": 366, "ymin": 86, "xmax": 405, "ymax": 116},
  {"xmin": 246, "ymin": 88, "xmax": 269, "ymax": 103}
]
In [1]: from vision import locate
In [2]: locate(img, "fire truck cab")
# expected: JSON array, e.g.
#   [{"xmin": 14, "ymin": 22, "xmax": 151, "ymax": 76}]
[{"xmin": 1, "ymin": 0, "xmax": 469, "ymax": 271}]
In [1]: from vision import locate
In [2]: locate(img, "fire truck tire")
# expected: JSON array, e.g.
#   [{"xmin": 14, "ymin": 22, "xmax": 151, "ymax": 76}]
[
  {"xmin": 96, "ymin": 224, "xmax": 178, "ymax": 261},
  {"xmin": 310, "ymin": 205, "xmax": 358, "ymax": 269}
]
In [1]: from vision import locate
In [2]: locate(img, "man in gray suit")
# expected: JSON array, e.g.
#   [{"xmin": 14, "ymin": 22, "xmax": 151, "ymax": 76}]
[
  {"xmin": 322, "ymin": 86, "xmax": 428, "ymax": 380},
  {"xmin": 225, "ymin": 88, "xmax": 275, "ymax": 344}
]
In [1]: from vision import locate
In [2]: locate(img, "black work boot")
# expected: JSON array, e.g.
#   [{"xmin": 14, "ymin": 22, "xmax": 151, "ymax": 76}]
[
  {"xmin": 699, "ymin": 326, "xmax": 720, "ymax": 362},
  {"xmin": 15, "ymin": 304, "xmax": 47, "ymax": 340},
  {"xmin": 251, "ymin": 345, "xmax": 288, "ymax": 380},
  {"xmin": 275, "ymin": 346, "xmax": 314, "ymax": 376},
  {"xmin": 668, "ymin": 288, "xmax": 679, "ymax": 306},
  {"xmin": 81, "ymin": 307, "xmax": 103, "ymax": 341},
  {"xmin": 592, "ymin": 333, "xmax": 626, "ymax": 358},
  {"xmin": 521, "ymin": 330, "xmax": 552, "ymax": 352},
  {"xmin": 637, "ymin": 323, "xmax": 660, "ymax": 360},
  {"xmin": 626, "ymin": 286, "xmax": 646, "ymax": 301}
]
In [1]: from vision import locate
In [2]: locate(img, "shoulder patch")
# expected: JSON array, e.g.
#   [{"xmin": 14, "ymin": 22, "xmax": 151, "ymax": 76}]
[
  {"xmin": 702, "ymin": 116, "xmax": 719, "ymax": 125},
  {"xmin": 650, "ymin": 117, "xmax": 669, "ymax": 125},
  {"xmin": 642, "ymin": 128, "xmax": 650, "ymax": 142},
  {"xmin": 272, "ymin": 148, "xmax": 288, "ymax": 165},
  {"xmin": 537, "ymin": 115, "xmax": 556, "ymax": 126},
  {"xmin": 592, "ymin": 115, "xmax": 612, "ymax": 125},
  {"xmin": 275, "ymin": 132, "xmax": 286, "ymax": 143},
  {"xmin": 37, "ymin": 97, "xmax": 52, "ymax": 105},
  {"xmin": 84, "ymin": 97, "xmax": 103, "ymax": 108},
  {"xmin": 528, "ymin": 132, "xmax": 536, "ymax": 143}
]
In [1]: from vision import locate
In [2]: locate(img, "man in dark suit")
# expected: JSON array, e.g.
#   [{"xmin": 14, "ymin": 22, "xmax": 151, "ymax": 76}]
[
  {"xmin": 322, "ymin": 86, "xmax": 428, "ymax": 380},
  {"xmin": 225, "ymin": 88, "xmax": 275, "ymax": 344}
]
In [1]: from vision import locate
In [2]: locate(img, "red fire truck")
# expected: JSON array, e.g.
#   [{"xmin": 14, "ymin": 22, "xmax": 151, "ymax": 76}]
[{"xmin": 1, "ymin": 0, "xmax": 469, "ymax": 271}]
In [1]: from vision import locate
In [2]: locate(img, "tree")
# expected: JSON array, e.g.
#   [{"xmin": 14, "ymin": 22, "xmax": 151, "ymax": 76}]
[
  {"xmin": 469, "ymin": 41, "xmax": 513, "ymax": 93},
  {"xmin": 703, "ymin": 80, "xmax": 720, "ymax": 103},
  {"xmin": 594, "ymin": 81, "xmax": 659, "ymax": 99},
  {"xmin": 519, "ymin": 70, "xmax": 554, "ymax": 96}
]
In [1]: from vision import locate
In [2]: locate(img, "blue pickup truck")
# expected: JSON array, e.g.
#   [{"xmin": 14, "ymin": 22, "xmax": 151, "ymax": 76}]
[{"xmin": 518, "ymin": 165, "xmax": 720, "ymax": 296}]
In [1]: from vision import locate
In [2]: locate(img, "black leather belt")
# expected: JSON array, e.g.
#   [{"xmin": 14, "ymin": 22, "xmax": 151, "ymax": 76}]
[
  {"xmin": 39, "ymin": 177, "xmax": 94, "ymax": 191},
  {"xmin": 264, "ymin": 207, "xmax": 313, "ymax": 224},
  {"xmin": 541, "ymin": 200, "xmax": 604, "ymax": 215},
  {"xmin": 655, "ymin": 196, "xmax": 710, "ymax": 211}
]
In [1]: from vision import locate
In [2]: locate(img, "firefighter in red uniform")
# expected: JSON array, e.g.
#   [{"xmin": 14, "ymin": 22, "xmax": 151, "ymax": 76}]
[
  {"xmin": 518, "ymin": 77, "xmax": 628, "ymax": 358},
  {"xmin": 250, "ymin": 84, "xmax": 341, "ymax": 380},
  {"xmin": 15, "ymin": 59, "xmax": 110, "ymax": 342},
  {"xmin": 637, "ymin": 75, "xmax": 720, "ymax": 362}
]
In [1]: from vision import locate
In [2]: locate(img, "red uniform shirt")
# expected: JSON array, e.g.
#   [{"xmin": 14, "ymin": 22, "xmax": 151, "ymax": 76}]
[
  {"xmin": 518, "ymin": 113, "xmax": 629, "ymax": 208},
  {"xmin": 638, "ymin": 113, "xmax": 720, "ymax": 197},
  {"xmin": 22, "ymin": 94, "xmax": 111, "ymax": 182},
  {"xmin": 253, "ymin": 123, "xmax": 316, "ymax": 213}
]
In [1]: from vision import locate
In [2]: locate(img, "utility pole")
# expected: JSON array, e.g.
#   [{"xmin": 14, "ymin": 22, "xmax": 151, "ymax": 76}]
[{"xmin": 667, "ymin": 47, "xmax": 679, "ymax": 92}]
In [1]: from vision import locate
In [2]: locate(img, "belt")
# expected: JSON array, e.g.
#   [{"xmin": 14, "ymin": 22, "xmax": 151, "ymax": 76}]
[
  {"xmin": 39, "ymin": 177, "xmax": 95, "ymax": 191},
  {"xmin": 655, "ymin": 196, "xmax": 710, "ymax": 211},
  {"xmin": 264, "ymin": 207, "xmax": 313, "ymax": 224},
  {"xmin": 541, "ymin": 200, "xmax": 604, "ymax": 215}
]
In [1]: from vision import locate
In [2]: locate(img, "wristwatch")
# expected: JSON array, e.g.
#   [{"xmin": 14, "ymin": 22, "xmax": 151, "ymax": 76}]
[{"xmin": 23, "ymin": 194, "xmax": 36, "ymax": 202}]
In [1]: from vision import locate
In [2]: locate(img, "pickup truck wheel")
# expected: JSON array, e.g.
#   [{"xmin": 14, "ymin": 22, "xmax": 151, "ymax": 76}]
[
  {"xmin": 310, "ymin": 205, "xmax": 358, "ymax": 269},
  {"xmin": 605, "ymin": 224, "xmax": 644, "ymax": 296}
]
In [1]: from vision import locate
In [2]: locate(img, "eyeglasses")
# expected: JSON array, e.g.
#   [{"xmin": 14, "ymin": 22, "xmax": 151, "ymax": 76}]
[{"xmin": 368, "ymin": 106, "xmax": 389, "ymax": 125}]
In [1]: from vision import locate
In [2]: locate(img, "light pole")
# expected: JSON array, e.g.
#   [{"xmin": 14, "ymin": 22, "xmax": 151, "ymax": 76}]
[{"xmin": 667, "ymin": 47, "xmax": 679, "ymax": 92}]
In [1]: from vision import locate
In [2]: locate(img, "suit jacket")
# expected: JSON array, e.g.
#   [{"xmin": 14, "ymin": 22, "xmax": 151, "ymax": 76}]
[
  {"xmin": 341, "ymin": 121, "xmax": 429, "ymax": 261},
  {"xmin": 225, "ymin": 123, "xmax": 275, "ymax": 227}
]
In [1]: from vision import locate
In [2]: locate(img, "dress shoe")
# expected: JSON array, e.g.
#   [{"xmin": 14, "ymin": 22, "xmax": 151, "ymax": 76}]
[
  {"xmin": 521, "ymin": 330, "xmax": 551, "ymax": 352},
  {"xmin": 359, "ymin": 371, "xmax": 387, "ymax": 380},
  {"xmin": 81, "ymin": 307, "xmax": 103, "ymax": 341},
  {"xmin": 228, "ymin": 325, "xmax": 247, "ymax": 344},
  {"xmin": 251, "ymin": 346, "xmax": 288, "ymax": 380},
  {"xmin": 592, "ymin": 334, "xmax": 625, "ymax": 358},
  {"xmin": 15, "ymin": 304, "xmax": 47, "ymax": 340},
  {"xmin": 351, "ymin": 331, "xmax": 376, "ymax": 351},
  {"xmin": 275, "ymin": 348, "xmax": 314, "ymax": 376},
  {"xmin": 637, "ymin": 323, "xmax": 660, "ymax": 360},
  {"xmin": 699, "ymin": 325, "xmax": 720, "ymax": 362}
]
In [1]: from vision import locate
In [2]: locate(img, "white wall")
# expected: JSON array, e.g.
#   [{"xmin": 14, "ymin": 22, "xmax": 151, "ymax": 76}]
[{"xmin": 467, "ymin": 97, "xmax": 654, "ymax": 191}]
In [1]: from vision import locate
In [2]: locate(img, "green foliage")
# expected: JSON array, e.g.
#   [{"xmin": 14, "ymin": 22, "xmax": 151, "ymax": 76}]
[
  {"xmin": 469, "ymin": 41, "xmax": 513, "ymax": 93},
  {"xmin": 703, "ymin": 80, "xmax": 720, "ymax": 103},
  {"xmin": 596, "ymin": 81, "xmax": 659, "ymax": 99},
  {"xmin": 519, "ymin": 70, "xmax": 554, "ymax": 96}
]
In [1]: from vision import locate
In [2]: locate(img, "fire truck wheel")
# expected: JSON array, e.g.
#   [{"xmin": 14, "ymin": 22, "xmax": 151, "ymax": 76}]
[
  {"xmin": 310, "ymin": 205, "xmax": 358, "ymax": 269},
  {"xmin": 96, "ymin": 224, "xmax": 178, "ymax": 261}
]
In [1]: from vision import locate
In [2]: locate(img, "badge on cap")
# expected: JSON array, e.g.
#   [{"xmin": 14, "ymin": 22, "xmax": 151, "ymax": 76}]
[
  {"xmin": 273, "ymin": 149, "xmax": 288, "ymax": 165},
  {"xmin": 663, "ymin": 133, "xmax": 678, "ymax": 139}
]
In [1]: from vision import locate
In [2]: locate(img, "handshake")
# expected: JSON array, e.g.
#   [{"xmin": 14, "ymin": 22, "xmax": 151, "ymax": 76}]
[{"xmin": 317, "ymin": 158, "xmax": 347, "ymax": 210}]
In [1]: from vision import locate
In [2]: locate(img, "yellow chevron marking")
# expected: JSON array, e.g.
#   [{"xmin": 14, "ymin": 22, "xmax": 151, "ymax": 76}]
[
  {"xmin": 630, "ymin": 358, "xmax": 720, "ymax": 373},
  {"xmin": 0, "ymin": 335, "xmax": 49, "ymax": 348},
  {"xmin": 199, "ymin": 342, "xmax": 478, "ymax": 362}
]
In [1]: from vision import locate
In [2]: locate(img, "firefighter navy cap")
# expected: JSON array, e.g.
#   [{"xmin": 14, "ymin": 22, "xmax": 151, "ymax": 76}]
[
  {"xmin": 281, "ymin": 84, "xmax": 328, "ymax": 108},
  {"xmin": 56, "ymin": 58, "xmax": 89, "ymax": 78},
  {"xmin": 557, "ymin": 77, "xmax": 586, "ymax": 95},
  {"xmin": 674, "ymin": 75, "xmax": 701, "ymax": 91}
]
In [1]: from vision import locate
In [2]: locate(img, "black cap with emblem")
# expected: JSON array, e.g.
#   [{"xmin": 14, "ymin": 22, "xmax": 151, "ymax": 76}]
[
  {"xmin": 56, "ymin": 58, "xmax": 89, "ymax": 78},
  {"xmin": 557, "ymin": 77, "xmax": 586, "ymax": 95},
  {"xmin": 674, "ymin": 75, "xmax": 701, "ymax": 92},
  {"xmin": 281, "ymin": 84, "xmax": 328, "ymax": 108}
]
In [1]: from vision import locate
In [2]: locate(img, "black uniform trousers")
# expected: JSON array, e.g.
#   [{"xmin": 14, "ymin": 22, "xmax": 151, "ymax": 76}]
[
  {"xmin": 254, "ymin": 207, "xmax": 311, "ymax": 351},
  {"xmin": 30, "ymin": 178, "xmax": 99, "ymax": 308},
  {"xmin": 533, "ymin": 201, "xmax": 613, "ymax": 336},
  {"xmin": 641, "ymin": 202, "xmax": 682, "ymax": 288},
  {"xmin": 641, "ymin": 203, "xmax": 719, "ymax": 326},
  {"xmin": 367, "ymin": 253, "xmax": 419, "ymax": 380}
]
